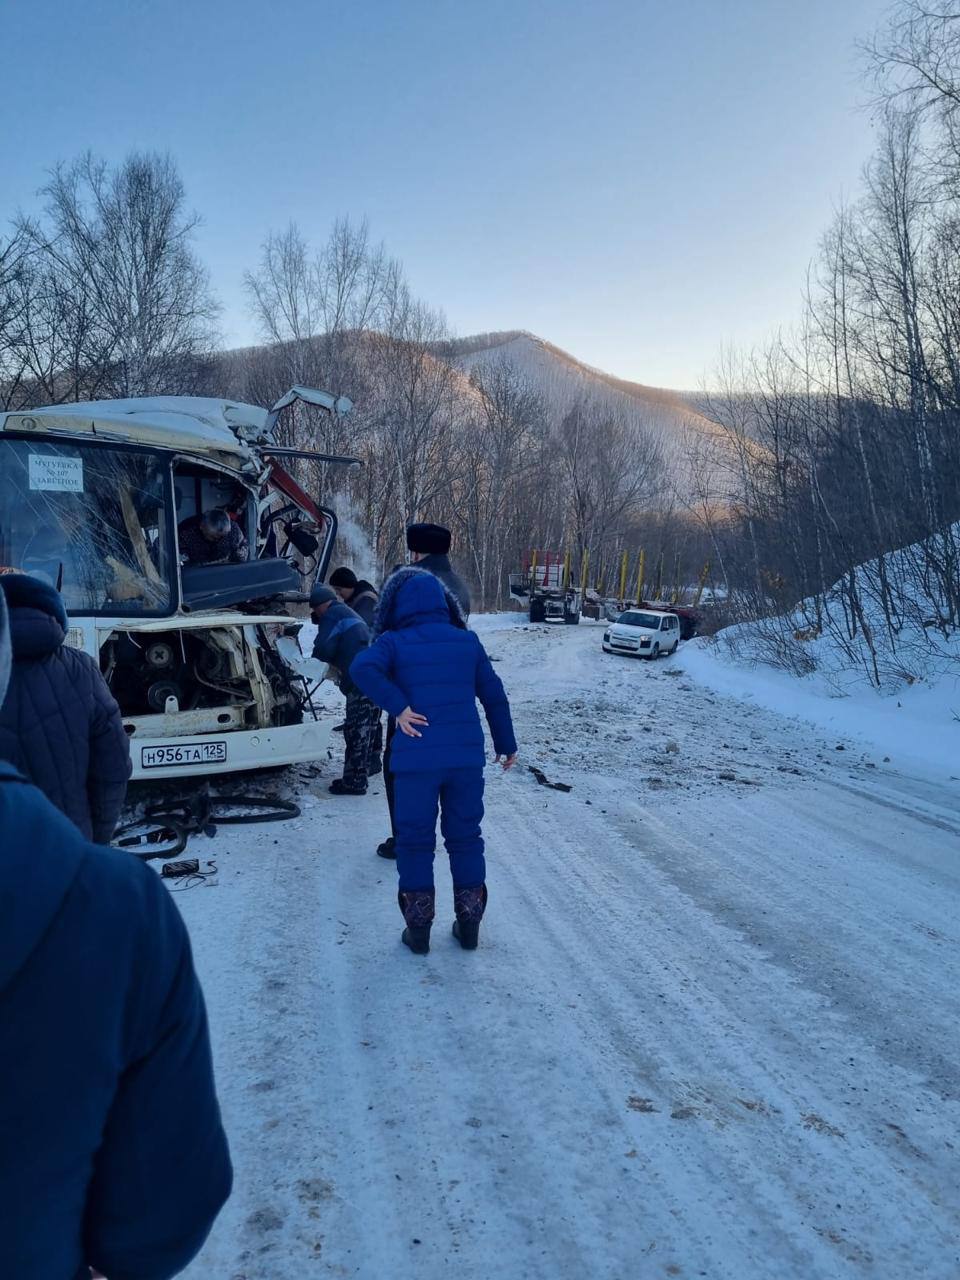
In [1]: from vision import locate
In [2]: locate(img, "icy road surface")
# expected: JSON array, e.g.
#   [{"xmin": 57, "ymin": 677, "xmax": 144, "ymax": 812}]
[{"xmin": 176, "ymin": 618, "xmax": 960, "ymax": 1280}]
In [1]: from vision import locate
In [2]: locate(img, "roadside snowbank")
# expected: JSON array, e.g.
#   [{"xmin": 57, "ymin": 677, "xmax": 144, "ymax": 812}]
[
  {"xmin": 674, "ymin": 524, "xmax": 960, "ymax": 779},
  {"xmin": 676, "ymin": 638, "xmax": 960, "ymax": 781}
]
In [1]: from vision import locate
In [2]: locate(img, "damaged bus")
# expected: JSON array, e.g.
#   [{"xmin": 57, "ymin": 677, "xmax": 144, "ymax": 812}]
[{"xmin": 0, "ymin": 387, "xmax": 356, "ymax": 779}]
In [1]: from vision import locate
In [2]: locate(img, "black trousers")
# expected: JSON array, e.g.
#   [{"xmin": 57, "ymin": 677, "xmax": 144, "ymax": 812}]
[
  {"xmin": 384, "ymin": 715, "xmax": 397, "ymax": 835},
  {"xmin": 369, "ymin": 713, "xmax": 383, "ymax": 765}
]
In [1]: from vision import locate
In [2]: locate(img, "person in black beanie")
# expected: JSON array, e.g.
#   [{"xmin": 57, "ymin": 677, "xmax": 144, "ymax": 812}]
[
  {"xmin": 328, "ymin": 566, "xmax": 379, "ymax": 627},
  {"xmin": 378, "ymin": 522, "xmax": 471, "ymax": 859}
]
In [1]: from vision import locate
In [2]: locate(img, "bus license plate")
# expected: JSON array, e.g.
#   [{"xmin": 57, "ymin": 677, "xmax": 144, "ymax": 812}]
[{"xmin": 141, "ymin": 741, "xmax": 228, "ymax": 769}]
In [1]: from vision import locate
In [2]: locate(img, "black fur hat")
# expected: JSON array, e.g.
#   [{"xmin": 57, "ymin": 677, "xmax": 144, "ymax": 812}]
[{"xmin": 406, "ymin": 523, "xmax": 451, "ymax": 555}]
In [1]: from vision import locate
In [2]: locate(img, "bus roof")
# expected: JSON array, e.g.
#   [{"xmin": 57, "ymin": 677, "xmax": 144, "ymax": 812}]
[
  {"xmin": 0, "ymin": 387, "xmax": 351, "ymax": 473},
  {"xmin": 0, "ymin": 397, "xmax": 269, "ymax": 471}
]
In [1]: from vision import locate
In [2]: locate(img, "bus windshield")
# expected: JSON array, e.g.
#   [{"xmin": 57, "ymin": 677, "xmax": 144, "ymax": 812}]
[{"xmin": 0, "ymin": 437, "xmax": 173, "ymax": 616}]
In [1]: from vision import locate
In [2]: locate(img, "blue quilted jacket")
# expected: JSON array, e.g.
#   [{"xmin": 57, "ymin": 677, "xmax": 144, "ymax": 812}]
[
  {"xmin": 311, "ymin": 599, "xmax": 370, "ymax": 694},
  {"xmin": 350, "ymin": 569, "xmax": 516, "ymax": 773},
  {"xmin": 0, "ymin": 574, "xmax": 131, "ymax": 843}
]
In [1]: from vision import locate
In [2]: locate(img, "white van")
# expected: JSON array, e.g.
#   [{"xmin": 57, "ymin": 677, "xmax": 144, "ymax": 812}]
[{"xmin": 602, "ymin": 609, "xmax": 681, "ymax": 659}]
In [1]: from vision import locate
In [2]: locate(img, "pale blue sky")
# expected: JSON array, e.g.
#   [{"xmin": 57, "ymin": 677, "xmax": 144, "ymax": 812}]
[{"xmin": 3, "ymin": 0, "xmax": 889, "ymax": 388}]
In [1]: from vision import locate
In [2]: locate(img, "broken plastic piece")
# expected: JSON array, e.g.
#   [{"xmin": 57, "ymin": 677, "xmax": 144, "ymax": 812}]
[{"xmin": 528, "ymin": 765, "xmax": 572, "ymax": 793}]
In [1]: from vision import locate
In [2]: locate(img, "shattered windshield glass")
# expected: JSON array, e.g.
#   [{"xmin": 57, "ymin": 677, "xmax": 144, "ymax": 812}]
[{"xmin": 0, "ymin": 438, "xmax": 173, "ymax": 615}]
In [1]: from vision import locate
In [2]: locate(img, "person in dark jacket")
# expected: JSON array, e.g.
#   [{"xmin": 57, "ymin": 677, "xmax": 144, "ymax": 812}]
[
  {"xmin": 0, "ymin": 571, "xmax": 131, "ymax": 843},
  {"xmin": 351, "ymin": 568, "xmax": 517, "ymax": 953},
  {"xmin": 310, "ymin": 584, "xmax": 381, "ymax": 795},
  {"xmin": 406, "ymin": 522, "xmax": 471, "ymax": 616},
  {"xmin": 327, "ymin": 567, "xmax": 383, "ymax": 769},
  {"xmin": 328, "ymin": 566, "xmax": 379, "ymax": 626},
  {"xmin": 0, "ymin": 587, "xmax": 232, "ymax": 1280}
]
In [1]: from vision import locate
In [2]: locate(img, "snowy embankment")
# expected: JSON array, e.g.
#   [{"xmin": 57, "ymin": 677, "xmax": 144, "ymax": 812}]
[
  {"xmin": 175, "ymin": 616, "xmax": 959, "ymax": 1280},
  {"xmin": 679, "ymin": 529, "xmax": 960, "ymax": 780},
  {"xmin": 675, "ymin": 638, "xmax": 960, "ymax": 781}
]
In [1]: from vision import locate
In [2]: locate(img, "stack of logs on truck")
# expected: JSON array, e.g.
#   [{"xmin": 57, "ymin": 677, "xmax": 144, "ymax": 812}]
[{"xmin": 509, "ymin": 549, "xmax": 709, "ymax": 640}]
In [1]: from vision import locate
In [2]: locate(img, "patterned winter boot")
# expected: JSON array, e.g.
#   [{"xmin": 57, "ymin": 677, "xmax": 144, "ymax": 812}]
[
  {"xmin": 452, "ymin": 884, "xmax": 488, "ymax": 951},
  {"xmin": 399, "ymin": 889, "xmax": 435, "ymax": 955}
]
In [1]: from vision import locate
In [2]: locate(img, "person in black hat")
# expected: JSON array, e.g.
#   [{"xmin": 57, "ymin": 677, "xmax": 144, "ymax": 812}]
[
  {"xmin": 328, "ymin": 566, "xmax": 380, "ymax": 627},
  {"xmin": 405, "ymin": 523, "xmax": 471, "ymax": 617},
  {"xmin": 377, "ymin": 523, "xmax": 472, "ymax": 860}
]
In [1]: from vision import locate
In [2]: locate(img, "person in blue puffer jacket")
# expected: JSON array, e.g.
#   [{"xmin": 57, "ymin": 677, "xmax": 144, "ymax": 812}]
[{"xmin": 350, "ymin": 567, "xmax": 517, "ymax": 954}]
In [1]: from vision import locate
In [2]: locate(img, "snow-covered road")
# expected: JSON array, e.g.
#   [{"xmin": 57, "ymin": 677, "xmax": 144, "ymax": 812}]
[{"xmin": 176, "ymin": 619, "xmax": 960, "ymax": 1280}]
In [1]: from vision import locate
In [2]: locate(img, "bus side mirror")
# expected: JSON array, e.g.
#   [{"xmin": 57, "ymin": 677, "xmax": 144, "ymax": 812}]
[{"xmin": 284, "ymin": 522, "xmax": 319, "ymax": 557}]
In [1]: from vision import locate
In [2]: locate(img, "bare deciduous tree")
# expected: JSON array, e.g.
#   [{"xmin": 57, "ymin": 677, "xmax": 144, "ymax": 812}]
[
  {"xmin": 689, "ymin": 4, "xmax": 960, "ymax": 683},
  {"xmin": 0, "ymin": 226, "xmax": 30, "ymax": 409},
  {"xmin": 7, "ymin": 152, "xmax": 218, "ymax": 404}
]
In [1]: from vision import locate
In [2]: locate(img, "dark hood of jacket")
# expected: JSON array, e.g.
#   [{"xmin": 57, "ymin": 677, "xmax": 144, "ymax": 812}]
[
  {"xmin": 1, "ymin": 573, "xmax": 67, "ymax": 661},
  {"xmin": 373, "ymin": 567, "xmax": 467, "ymax": 637},
  {"xmin": 0, "ymin": 573, "xmax": 130, "ymax": 844}
]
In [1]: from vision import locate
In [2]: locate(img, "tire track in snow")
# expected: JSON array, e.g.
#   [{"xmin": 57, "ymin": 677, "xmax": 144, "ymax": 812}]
[
  {"xmin": 621, "ymin": 783, "xmax": 960, "ymax": 1102},
  {"xmin": 485, "ymin": 785, "xmax": 845, "ymax": 1277},
  {"xmin": 483, "ymin": 773, "xmax": 960, "ymax": 1274}
]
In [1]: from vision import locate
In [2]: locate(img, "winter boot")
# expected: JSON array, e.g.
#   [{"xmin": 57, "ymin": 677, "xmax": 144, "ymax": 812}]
[
  {"xmin": 329, "ymin": 777, "xmax": 367, "ymax": 796},
  {"xmin": 399, "ymin": 889, "xmax": 435, "ymax": 955},
  {"xmin": 377, "ymin": 836, "xmax": 396, "ymax": 859},
  {"xmin": 452, "ymin": 884, "xmax": 488, "ymax": 951}
]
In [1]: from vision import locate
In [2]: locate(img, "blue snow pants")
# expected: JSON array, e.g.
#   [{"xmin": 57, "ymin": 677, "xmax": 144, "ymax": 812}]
[{"xmin": 393, "ymin": 768, "xmax": 486, "ymax": 892}]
